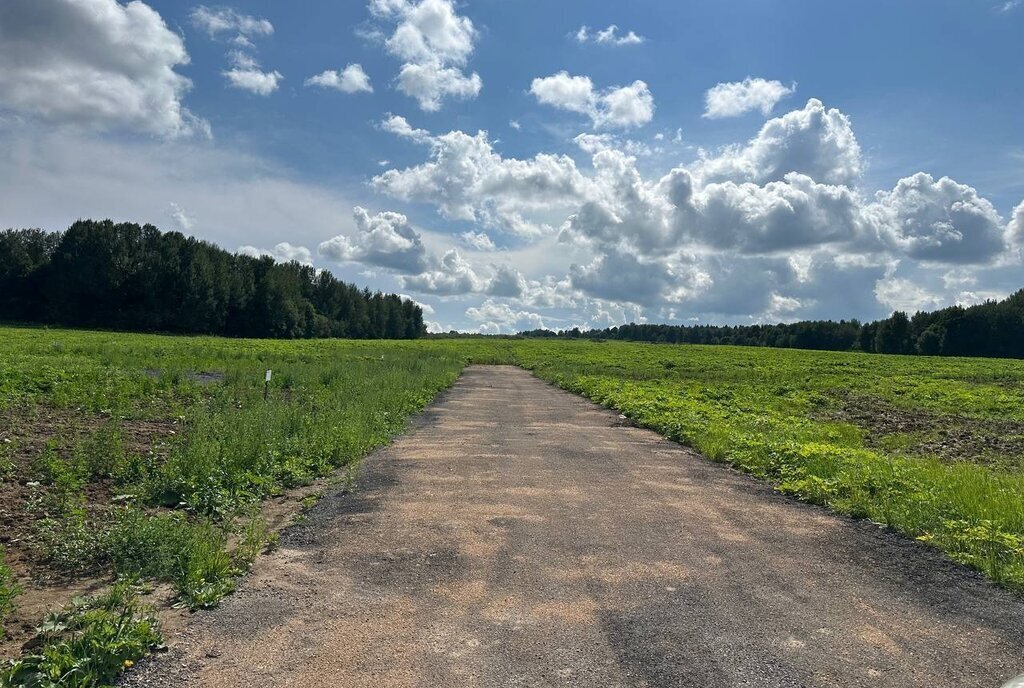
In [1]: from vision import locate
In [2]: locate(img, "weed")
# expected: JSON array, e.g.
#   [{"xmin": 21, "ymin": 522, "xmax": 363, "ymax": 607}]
[
  {"xmin": 0, "ymin": 440, "xmax": 15, "ymax": 480},
  {"xmin": 0, "ymin": 547, "xmax": 20, "ymax": 641},
  {"xmin": 1, "ymin": 581, "xmax": 161, "ymax": 688},
  {"xmin": 172, "ymin": 526, "xmax": 235, "ymax": 610},
  {"xmin": 34, "ymin": 507, "xmax": 107, "ymax": 575},
  {"xmin": 232, "ymin": 514, "xmax": 272, "ymax": 571}
]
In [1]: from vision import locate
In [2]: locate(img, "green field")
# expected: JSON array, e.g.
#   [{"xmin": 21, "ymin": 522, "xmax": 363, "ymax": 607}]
[{"xmin": 1, "ymin": 326, "xmax": 1022, "ymax": 685}]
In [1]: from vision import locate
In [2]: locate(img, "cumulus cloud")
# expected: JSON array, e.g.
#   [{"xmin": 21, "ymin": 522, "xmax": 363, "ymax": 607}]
[
  {"xmin": 374, "ymin": 125, "xmax": 588, "ymax": 237},
  {"xmin": 871, "ymin": 173, "xmax": 1006, "ymax": 264},
  {"xmin": 398, "ymin": 294, "xmax": 435, "ymax": 314},
  {"xmin": 305, "ymin": 64, "xmax": 373, "ymax": 93},
  {"xmin": 190, "ymin": 5, "xmax": 273, "ymax": 45},
  {"xmin": 530, "ymin": 72, "xmax": 654, "ymax": 129},
  {"xmin": 695, "ymin": 99, "xmax": 863, "ymax": 187},
  {"xmin": 370, "ymin": 96, "xmax": 1017, "ymax": 323},
  {"xmin": 238, "ymin": 242, "xmax": 314, "ymax": 266},
  {"xmin": 318, "ymin": 206, "xmax": 428, "ymax": 273},
  {"xmin": 398, "ymin": 248, "xmax": 527, "ymax": 298},
  {"xmin": 401, "ymin": 249, "xmax": 484, "ymax": 294},
  {"xmin": 459, "ymin": 231, "xmax": 496, "ymax": 251},
  {"xmin": 1008, "ymin": 201, "xmax": 1024, "ymax": 254},
  {"xmin": 368, "ymin": 0, "xmax": 482, "ymax": 111},
  {"xmin": 0, "ymin": 0, "xmax": 206, "ymax": 137},
  {"xmin": 465, "ymin": 299, "xmax": 546, "ymax": 333},
  {"xmin": 223, "ymin": 52, "xmax": 282, "ymax": 95},
  {"xmin": 379, "ymin": 114, "xmax": 431, "ymax": 142},
  {"xmin": 874, "ymin": 275, "xmax": 943, "ymax": 313},
  {"xmin": 574, "ymin": 25, "xmax": 646, "ymax": 46},
  {"xmin": 191, "ymin": 6, "xmax": 280, "ymax": 95},
  {"xmin": 487, "ymin": 264, "xmax": 527, "ymax": 297},
  {"xmin": 703, "ymin": 77, "xmax": 796, "ymax": 119}
]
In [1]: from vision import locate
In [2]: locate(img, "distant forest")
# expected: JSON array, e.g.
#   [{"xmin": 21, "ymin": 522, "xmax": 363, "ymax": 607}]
[
  {"xmin": 0, "ymin": 220, "xmax": 425, "ymax": 339},
  {"xmin": 521, "ymin": 289, "xmax": 1024, "ymax": 359}
]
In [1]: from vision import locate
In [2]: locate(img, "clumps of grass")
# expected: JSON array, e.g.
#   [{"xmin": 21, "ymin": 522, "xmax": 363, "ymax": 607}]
[
  {"xmin": 233, "ymin": 514, "xmax": 277, "ymax": 571},
  {"xmin": 0, "ymin": 547, "xmax": 21, "ymax": 640},
  {"xmin": 34, "ymin": 506, "xmax": 107, "ymax": 575},
  {"xmin": 1, "ymin": 581, "xmax": 162, "ymax": 688},
  {"xmin": 0, "ymin": 439, "xmax": 16, "ymax": 480},
  {"xmin": 35, "ymin": 506, "xmax": 241, "ymax": 610}
]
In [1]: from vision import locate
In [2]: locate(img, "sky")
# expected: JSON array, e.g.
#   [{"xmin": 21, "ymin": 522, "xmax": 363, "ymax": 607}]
[{"xmin": 1, "ymin": 0, "xmax": 1023, "ymax": 334}]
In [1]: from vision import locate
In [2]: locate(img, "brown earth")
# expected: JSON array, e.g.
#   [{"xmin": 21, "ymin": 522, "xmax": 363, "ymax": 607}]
[
  {"xmin": 125, "ymin": 366, "xmax": 1024, "ymax": 687},
  {"xmin": 0, "ymin": 406, "xmax": 179, "ymax": 655},
  {"xmin": 819, "ymin": 393, "xmax": 1024, "ymax": 468}
]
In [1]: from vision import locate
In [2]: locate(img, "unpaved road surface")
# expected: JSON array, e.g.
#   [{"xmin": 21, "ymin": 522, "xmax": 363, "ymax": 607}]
[{"xmin": 128, "ymin": 366, "xmax": 1024, "ymax": 687}]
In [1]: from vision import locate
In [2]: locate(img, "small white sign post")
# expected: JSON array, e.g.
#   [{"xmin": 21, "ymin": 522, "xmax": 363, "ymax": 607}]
[{"xmin": 264, "ymin": 370, "xmax": 272, "ymax": 400}]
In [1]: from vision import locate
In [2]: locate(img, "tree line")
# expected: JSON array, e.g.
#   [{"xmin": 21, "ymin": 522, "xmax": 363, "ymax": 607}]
[
  {"xmin": 520, "ymin": 289, "xmax": 1024, "ymax": 359},
  {"xmin": 0, "ymin": 220, "xmax": 425, "ymax": 339}
]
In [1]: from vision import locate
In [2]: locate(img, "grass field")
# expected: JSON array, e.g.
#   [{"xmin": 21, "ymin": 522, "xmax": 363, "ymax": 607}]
[{"xmin": 1, "ymin": 327, "xmax": 1022, "ymax": 685}]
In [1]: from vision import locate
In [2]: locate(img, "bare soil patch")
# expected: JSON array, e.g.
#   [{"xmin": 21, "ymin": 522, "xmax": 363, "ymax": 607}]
[
  {"xmin": 0, "ymin": 405, "xmax": 179, "ymax": 657},
  {"xmin": 818, "ymin": 393, "xmax": 1024, "ymax": 469}
]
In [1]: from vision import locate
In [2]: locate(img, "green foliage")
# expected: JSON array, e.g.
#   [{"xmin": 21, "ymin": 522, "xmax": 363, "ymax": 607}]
[
  {"xmin": 0, "ymin": 440, "xmax": 15, "ymax": 480},
  {"xmin": 0, "ymin": 222, "xmax": 426, "ymax": 340},
  {"xmin": 0, "ymin": 547, "xmax": 20, "ymax": 641},
  {"xmin": 4, "ymin": 324, "xmax": 1024, "ymax": 685},
  {"xmin": 519, "ymin": 288, "xmax": 1024, "ymax": 359},
  {"xmin": 1, "ymin": 582, "xmax": 161, "ymax": 688}
]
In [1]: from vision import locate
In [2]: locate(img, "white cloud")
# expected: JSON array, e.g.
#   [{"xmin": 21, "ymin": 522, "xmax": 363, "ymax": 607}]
[
  {"xmin": 509, "ymin": 120, "xmax": 521, "ymax": 130},
  {"xmin": 371, "ymin": 97, "xmax": 1018, "ymax": 323},
  {"xmin": 1008, "ymin": 201, "xmax": 1024, "ymax": 255},
  {"xmin": 465, "ymin": 299, "xmax": 546, "ymax": 333},
  {"xmin": 401, "ymin": 249, "xmax": 484, "ymax": 294},
  {"xmin": 530, "ymin": 72, "xmax": 655, "ymax": 129},
  {"xmin": 369, "ymin": 0, "xmax": 482, "ymax": 111},
  {"xmin": 374, "ymin": 126, "xmax": 588, "ymax": 237},
  {"xmin": 169, "ymin": 202, "xmax": 194, "ymax": 232},
  {"xmin": 574, "ymin": 25, "xmax": 646, "ymax": 46},
  {"xmin": 379, "ymin": 114, "xmax": 431, "ymax": 142},
  {"xmin": 396, "ymin": 60, "xmax": 482, "ymax": 111},
  {"xmin": 871, "ymin": 173, "xmax": 1006, "ymax": 264},
  {"xmin": 305, "ymin": 64, "xmax": 373, "ymax": 93},
  {"xmin": 0, "ymin": 0, "xmax": 206, "ymax": 137},
  {"xmin": 487, "ymin": 264, "xmax": 527, "ymax": 297},
  {"xmin": 703, "ymin": 77, "xmax": 796, "ymax": 119},
  {"xmin": 874, "ymin": 275, "xmax": 943, "ymax": 313},
  {"xmin": 238, "ymin": 242, "xmax": 315, "ymax": 266},
  {"xmin": 398, "ymin": 294, "xmax": 435, "ymax": 314},
  {"xmin": 192, "ymin": 6, "xmax": 280, "ymax": 96},
  {"xmin": 695, "ymin": 99, "xmax": 863, "ymax": 187},
  {"xmin": 190, "ymin": 6, "xmax": 273, "ymax": 43},
  {"xmin": 318, "ymin": 206, "xmax": 428, "ymax": 273},
  {"xmin": 574, "ymin": 133, "xmax": 655, "ymax": 157},
  {"xmin": 459, "ymin": 231, "xmax": 496, "ymax": 251},
  {"xmin": 399, "ymin": 249, "xmax": 527, "ymax": 298},
  {"xmin": 224, "ymin": 52, "xmax": 283, "ymax": 95}
]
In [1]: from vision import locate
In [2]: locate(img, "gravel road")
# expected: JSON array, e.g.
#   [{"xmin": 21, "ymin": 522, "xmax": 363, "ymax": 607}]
[{"xmin": 126, "ymin": 365, "xmax": 1024, "ymax": 687}]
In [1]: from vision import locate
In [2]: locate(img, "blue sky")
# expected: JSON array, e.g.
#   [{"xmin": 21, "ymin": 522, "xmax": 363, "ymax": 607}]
[{"xmin": 1, "ymin": 0, "xmax": 1022, "ymax": 332}]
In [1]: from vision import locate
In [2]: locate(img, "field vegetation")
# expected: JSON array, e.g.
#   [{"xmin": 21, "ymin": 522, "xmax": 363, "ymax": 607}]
[
  {"xmin": 0, "ymin": 326, "xmax": 462, "ymax": 685},
  {"xmin": 1, "ymin": 327, "xmax": 1022, "ymax": 685}
]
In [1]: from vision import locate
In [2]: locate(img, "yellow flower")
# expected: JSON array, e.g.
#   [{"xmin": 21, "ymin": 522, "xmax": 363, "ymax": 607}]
[{"xmin": 123, "ymin": 660, "xmax": 134, "ymax": 668}]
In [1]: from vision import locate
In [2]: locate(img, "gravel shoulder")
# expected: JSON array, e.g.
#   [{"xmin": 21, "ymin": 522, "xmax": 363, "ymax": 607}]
[{"xmin": 125, "ymin": 365, "xmax": 1024, "ymax": 687}]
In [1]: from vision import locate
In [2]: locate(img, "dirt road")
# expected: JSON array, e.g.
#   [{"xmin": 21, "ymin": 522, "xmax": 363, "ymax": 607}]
[{"xmin": 128, "ymin": 366, "xmax": 1024, "ymax": 687}]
